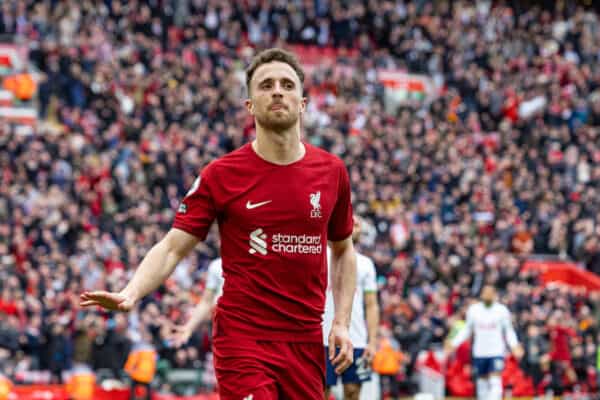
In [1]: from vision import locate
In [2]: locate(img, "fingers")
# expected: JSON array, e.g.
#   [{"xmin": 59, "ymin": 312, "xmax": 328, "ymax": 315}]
[
  {"xmin": 80, "ymin": 292, "xmax": 108, "ymax": 305},
  {"xmin": 331, "ymin": 339, "xmax": 353, "ymax": 375},
  {"xmin": 328, "ymin": 334, "xmax": 336, "ymax": 361},
  {"xmin": 79, "ymin": 291, "xmax": 129, "ymax": 311},
  {"xmin": 80, "ymin": 300, "xmax": 100, "ymax": 307},
  {"xmin": 79, "ymin": 291, "xmax": 109, "ymax": 307},
  {"xmin": 331, "ymin": 339, "xmax": 347, "ymax": 365},
  {"xmin": 80, "ymin": 291, "xmax": 110, "ymax": 300},
  {"xmin": 169, "ymin": 327, "xmax": 191, "ymax": 348},
  {"xmin": 79, "ymin": 293, "xmax": 93, "ymax": 303},
  {"xmin": 363, "ymin": 348, "xmax": 374, "ymax": 362}
]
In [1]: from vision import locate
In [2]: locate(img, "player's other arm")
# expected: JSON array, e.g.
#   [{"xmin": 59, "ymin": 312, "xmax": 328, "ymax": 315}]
[
  {"xmin": 446, "ymin": 306, "xmax": 474, "ymax": 354},
  {"xmin": 80, "ymin": 228, "xmax": 199, "ymax": 311},
  {"xmin": 328, "ymin": 236, "xmax": 357, "ymax": 373},
  {"xmin": 502, "ymin": 308, "xmax": 524, "ymax": 360},
  {"xmin": 185, "ymin": 287, "xmax": 217, "ymax": 329},
  {"xmin": 327, "ymin": 160, "xmax": 356, "ymax": 373},
  {"xmin": 179, "ymin": 260, "xmax": 221, "ymax": 336},
  {"xmin": 170, "ymin": 286, "xmax": 217, "ymax": 347},
  {"xmin": 329, "ymin": 236, "xmax": 356, "ymax": 329}
]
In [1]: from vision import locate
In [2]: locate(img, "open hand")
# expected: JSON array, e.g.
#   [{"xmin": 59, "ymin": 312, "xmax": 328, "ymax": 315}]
[
  {"xmin": 166, "ymin": 323, "xmax": 194, "ymax": 348},
  {"xmin": 80, "ymin": 291, "xmax": 136, "ymax": 312}
]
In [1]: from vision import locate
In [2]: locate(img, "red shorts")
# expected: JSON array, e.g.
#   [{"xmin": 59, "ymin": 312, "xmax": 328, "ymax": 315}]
[{"xmin": 213, "ymin": 337, "xmax": 325, "ymax": 399}]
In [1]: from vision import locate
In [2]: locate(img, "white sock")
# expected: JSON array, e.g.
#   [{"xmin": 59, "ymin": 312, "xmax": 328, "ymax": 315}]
[
  {"xmin": 476, "ymin": 378, "xmax": 489, "ymax": 400},
  {"xmin": 488, "ymin": 375, "xmax": 503, "ymax": 400}
]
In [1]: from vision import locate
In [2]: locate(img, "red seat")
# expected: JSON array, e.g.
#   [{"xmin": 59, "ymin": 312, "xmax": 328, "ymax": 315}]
[{"xmin": 446, "ymin": 353, "xmax": 535, "ymax": 396}]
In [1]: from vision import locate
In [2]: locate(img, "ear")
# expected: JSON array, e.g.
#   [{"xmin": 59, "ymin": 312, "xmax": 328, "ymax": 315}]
[
  {"xmin": 245, "ymin": 99, "xmax": 254, "ymax": 115},
  {"xmin": 299, "ymin": 97, "xmax": 307, "ymax": 114}
]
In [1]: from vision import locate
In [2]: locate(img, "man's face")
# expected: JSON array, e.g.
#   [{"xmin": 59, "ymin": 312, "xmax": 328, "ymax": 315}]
[
  {"xmin": 246, "ymin": 61, "xmax": 306, "ymax": 132},
  {"xmin": 481, "ymin": 286, "xmax": 496, "ymax": 306}
]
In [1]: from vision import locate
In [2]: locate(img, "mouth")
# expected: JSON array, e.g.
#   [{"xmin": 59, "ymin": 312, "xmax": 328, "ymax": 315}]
[{"xmin": 269, "ymin": 103, "xmax": 286, "ymax": 111}]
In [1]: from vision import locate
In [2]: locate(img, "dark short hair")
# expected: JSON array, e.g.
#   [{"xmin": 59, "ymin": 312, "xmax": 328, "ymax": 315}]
[{"xmin": 245, "ymin": 48, "xmax": 305, "ymax": 94}]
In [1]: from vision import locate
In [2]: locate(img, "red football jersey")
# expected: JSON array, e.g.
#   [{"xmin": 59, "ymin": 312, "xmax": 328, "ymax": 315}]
[{"xmin": 173, "ymin": 142, "xmax": 353, "ymax": 342}]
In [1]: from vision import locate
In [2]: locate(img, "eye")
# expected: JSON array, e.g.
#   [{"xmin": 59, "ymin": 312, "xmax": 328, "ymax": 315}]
[
  {"xmin": 260, "ymin": 81, "xmax": 272, "ymax": 89},
  {"xmin": 284, "ymin": 81, "xmax": 294, "ymax": 90}
]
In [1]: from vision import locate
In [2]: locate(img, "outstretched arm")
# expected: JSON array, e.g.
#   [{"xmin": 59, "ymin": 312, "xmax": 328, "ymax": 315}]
[{"xmin": 80, "ymin": 228, "xmax": 199, "ymax": 311}]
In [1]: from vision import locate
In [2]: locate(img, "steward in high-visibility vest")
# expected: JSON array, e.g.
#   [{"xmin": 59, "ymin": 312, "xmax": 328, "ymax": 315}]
[
  {"xmin": 65, "ymin": 363, "xmax": 95, "ymax": 400},
  {"xmin": 372, "ymin": 337, "xmax": 403, "ymax": 376},
  {"xmin": 2, "ymin": 73, "xmax": 36, "ymax": 101},
  {"xmin": 0, "ymin": 373, "xmax": 12, "ymax": 400},
  {"xmin": 124, "ymin": 341, "xmax": 157, "ymax": 384},
  {"xmin": 124, "ymin": 340, "xmax": 157, "ymax": 400}
]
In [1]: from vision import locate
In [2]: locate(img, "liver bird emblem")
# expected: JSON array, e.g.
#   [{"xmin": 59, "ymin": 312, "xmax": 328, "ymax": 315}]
[{"xmin": 310, "ymin": 191, "xmax": 321, "ymax": 210}]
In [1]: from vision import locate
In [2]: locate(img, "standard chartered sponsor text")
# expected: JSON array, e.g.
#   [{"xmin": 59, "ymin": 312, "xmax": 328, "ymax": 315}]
[{"xmin": 272, "ymin": 233, "xmax": 322, "ymax": 254}]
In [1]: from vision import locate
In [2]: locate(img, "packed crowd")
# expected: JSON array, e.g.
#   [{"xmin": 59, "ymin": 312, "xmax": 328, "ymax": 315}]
[{"xmin": 1, "ymin": 0, "xmax": 600, "ymax": 395}]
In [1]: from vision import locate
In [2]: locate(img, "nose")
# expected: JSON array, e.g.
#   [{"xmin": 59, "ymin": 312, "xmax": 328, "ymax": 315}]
[{"xmin": 272, "ymin": 82, "xmax": 284, "ymax": 97}]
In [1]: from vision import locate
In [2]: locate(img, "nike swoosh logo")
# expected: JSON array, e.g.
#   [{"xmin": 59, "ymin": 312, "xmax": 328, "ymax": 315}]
[{"xmin": 246, "ymin": 200, "xmax": 272, "ymax": 209}]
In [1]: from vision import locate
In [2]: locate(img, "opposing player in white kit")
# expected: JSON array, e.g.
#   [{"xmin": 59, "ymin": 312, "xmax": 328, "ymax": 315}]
[
  {"xmin": 446, "ymin": 285, "xmax": 524, "ymax": 400},
  {"xmin": 170, "ymin": 258, "xmax": 224, "ymax": 347},
  {"xmin": 323, "ymin": 216, "xmax": 380, "ymax": 400}
]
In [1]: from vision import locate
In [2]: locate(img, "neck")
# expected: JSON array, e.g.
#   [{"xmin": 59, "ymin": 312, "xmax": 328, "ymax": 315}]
[{"xmin": 252, "ymin": 123, "xmax": 304, "ymax": 165}]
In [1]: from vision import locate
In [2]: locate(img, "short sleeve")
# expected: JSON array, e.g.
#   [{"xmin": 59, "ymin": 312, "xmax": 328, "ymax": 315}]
[
  {"xmin": 363, "ymin": 258, "xmax": 377, "ymax": 293},
  {"xmin": 172, "ymin": 166, "xmax": 217, "ymax": 240},
  {"xmin": 205, "ymin": 259, "xmax": 222, "ymax": 291},
  {"xmin": 327, "ymin": 162, "xmax": 353, "ymax": 241},
  {"xmin": 327, "ymin": 163, "xmax": 353, "ymax": 242}
]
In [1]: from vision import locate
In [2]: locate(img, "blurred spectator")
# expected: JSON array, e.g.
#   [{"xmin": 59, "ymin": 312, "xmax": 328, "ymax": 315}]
[
  {"xmin": 124, "ymin": 330, "xmax": 157, "ymax": 400},
  {"xmin": 372, "ymin": 326, "xmax": 404, "ymax": 399},
  {"xmin": 522, "ymin": 324, "xmax": 550, "ymax": 391},
  {"xmin": 45, "ymin": 322, "xmax": 72, "ymax": 383},
  {"xmin": 90, "ymin": 315, "xmax": 131, "ymax": 379}
]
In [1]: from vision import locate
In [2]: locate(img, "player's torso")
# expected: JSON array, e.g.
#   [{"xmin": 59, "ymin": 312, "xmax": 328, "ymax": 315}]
[
  {"xmin": 473, "ymin": 303, "xmax": 504, "ymax": 333},
  {"xmin": 211, "ymin": 145, "xmax": 341, "ymax": 293},
  {"xmin": 219, "ymin": 169, "xmax": 334, "ymax": 257},
  {"xmin": 471, "ymin": 303, "xmax": 508, "ymax": 356}
]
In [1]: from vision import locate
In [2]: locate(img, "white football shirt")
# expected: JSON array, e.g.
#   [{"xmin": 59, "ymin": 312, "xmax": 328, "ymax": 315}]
[
  {"xmin": 205, "ymin": 258, "xmax": 224, "ymax": 304},
  {"xmin": 451, "ymin": 301, "xmax": 519, "ymax": 358},
  {"xmin": 323, "ymin": 249, "xmax": 377, "ymax": 348}
]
